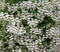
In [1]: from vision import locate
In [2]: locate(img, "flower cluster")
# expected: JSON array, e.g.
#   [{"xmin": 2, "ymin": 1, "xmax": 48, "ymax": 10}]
[{"xmin": 0, "ymin": 0, "xmax": 60, "ymax": 52}]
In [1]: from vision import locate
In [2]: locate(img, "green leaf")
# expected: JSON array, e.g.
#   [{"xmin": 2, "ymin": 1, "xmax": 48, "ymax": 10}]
[
  {"xmin": 21, "ymin": 45, "xmax": 30, "ymax": 52},
  {"xmin": 42, "ymin": 27, "xmax": 46, "ymax": 35},
  {"xmin": 28, "ymin": 8, "xmax": 32, "ymax": 13},
  {"xmin": 28, "ymin": 8, "xmax": 34, "ymax": 13},
  {"xmin": 0, "ymin": 19, "xmax": 10, "ymax": 37},
  {"xmin": 33, "ymin": 8, "xmax": 38, "ymax": 14},
  {"xmin": 0, "ymin": 25, "xmax": 3, "ymax": 30},
  {"xmin": 0, "ymin": 7, "xmax": 8, "ymax": 13},
  {"xmin": 26, "ymin": 26, "xmax": 30, "ymax": 35},
  {"xmin": 13, "ymin": 11, "xmax": 17, "ymax": 17},
  {"xmin": 45, "ymin": 38, "xmax": 52, "ymax": 45},
  {"xmin": 5, "ymin": 0, "xmax": 28, "ymax": 4},
  {"xmin": 4, "ymin": 48, "xmax": 12, "ymax": 52},
  {"xmin": 5, "ymin": 0, "xmax": 21, "ymax": 4},
  {"xmin": 37, "ymin": 15, "xmax": 56, "ymax": 28},
  {"xmin": 41, "ymin": 40, "xmax": 46, "ymax": 46},
  {"xmin": 51, "ymin": 20, "xmax": 56, "ymax": 27},
  {"xmin": 42, "ymin": 38, "xmax": 52, "ymax": 45},
  {"xmin": 17, "ymin": 8, "xmax": 22, "ymax": 13},
  {"xmin": 28, "ymin": 8, "xmax": 38, "ymax": 14},
  {"xmin": 2, "ymin": 42, "xmax": 9, "ymax": 48},
  {"xmin": 31, "ymin": 16, "xmax": 36, "ymax": 19},
  {"xmin": 21, "ymin": 19, "xmax": 28, "ymax": 27},
  {"xmin": 38, "ymin": 4, "xmax": 42, "ymax": 7},
  {"xmin": 35, "ymin": 34, "xmax": 40, "ymax": 40},
  {"xmin": 15, "ymin": 42, "xmax": 20, "ymax": 46}
]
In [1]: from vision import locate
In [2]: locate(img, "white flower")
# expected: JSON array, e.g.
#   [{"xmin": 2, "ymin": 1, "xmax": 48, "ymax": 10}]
[
  {"xmin": 18, "ymin": 49, "xmax": 22, "ymax": 52},
  {"xmin": 33, "ymin": 28, "xmax": 40, "ymax": 34}
]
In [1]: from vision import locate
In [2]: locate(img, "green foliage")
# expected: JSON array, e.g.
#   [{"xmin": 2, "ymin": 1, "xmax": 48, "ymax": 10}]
[
  {"xmin": 28, "ymin": 8, "xmax": 33, "ymax": 13},
  {"xmin": 13, "ymin": 11, "xmax": 17, "ymax": 18},
  {"xmin": 21, "ymin": 19, "xmax": 31, "ymax": 34},
  {"xmin": 15, "ymin": 42, "xmax": 20, "ymax": 46},
  {"xmin": 5, "ymin": 0, "xmax": 20, "ymax": 4},
  {"xmin": 4, "ymin": 48, "xmax": 12, "ymax": 52},
  {"xmin": 0, "ymin": 19, "xmax": 10, "ymax": 51},
  {"xmin": 3, "ymin": 42, "xmax": 9, "ymax": 48},
  {"xmin": 0, "ymin": 19, "xmax": 9, "ymax": 31},
  {"xmin": 42, "ymin": 27, "xmax": 46, "ymax": 35},
  {"xmin": 13, "ymin": 11, "xmax": 17, "ymax": 15},
  {"xmin": 33, "ymin": 8, "xmax": 38, "ymax": 14},
  {"xmin": 42, "ymin": 38, "xmax": 52, "ymax": 45},
  {"xmin": 25, "ymin": 26, "xmax": 31, "ymax": 35},
  {"xmin": 37, "ymin": 15, "xmax": 56, "ymax": 28},
  {"xmin": 0, "ymin": 7, "xmax": 8, "ymax": 13},
  {"xmin": 28, "ymin": 8, "xmax": 32, "ymax": 13},
  {"xmin": 21, "ymin": 45, "xmax": 30, "ymax": 52},
  {"xmin": 31, "ymin": 16, "xmax": 36, "ymax": 19},
  {"xmin": 21, "ymin": 19, "xmax": 28, "ymax": 27},
  {"xmin": 5, "ymin": 0, "xmax": 28, "ymax": 4},
  {"xmin": 28, "ymin": 8, "xmax": 38, "ymax": 14},
  {"xmin": 34, "ymin": 34, "xmax": 40, "ymax": 40},
  {"xmin": 17, "ymin": 8, "xmax": 22, "ymax": 13}
]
